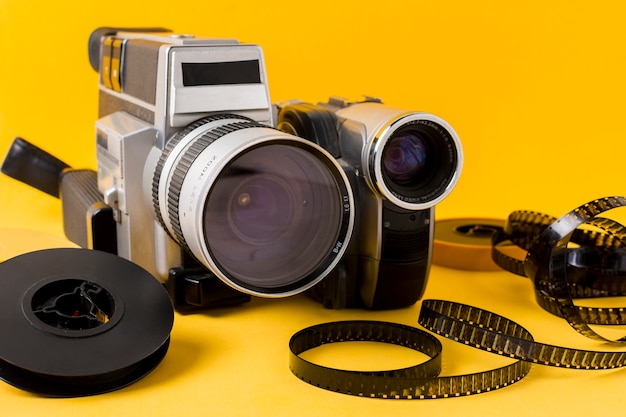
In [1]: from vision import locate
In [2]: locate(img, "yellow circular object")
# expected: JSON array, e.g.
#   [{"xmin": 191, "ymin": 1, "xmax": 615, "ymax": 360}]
[{"xmin": 432, "ymin": 218, "xmax": 505, "ymax": 271}]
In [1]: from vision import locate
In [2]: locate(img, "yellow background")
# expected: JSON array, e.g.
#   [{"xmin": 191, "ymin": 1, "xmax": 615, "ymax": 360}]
[{"xmin": 1, "ymin": 1, "xmax": 626, "ymax": 416}]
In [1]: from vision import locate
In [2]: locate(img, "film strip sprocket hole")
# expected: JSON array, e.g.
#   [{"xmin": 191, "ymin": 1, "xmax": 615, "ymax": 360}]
[{"xmin": 290, "ymin": 197, "xmax": 626, "ymax": 399}]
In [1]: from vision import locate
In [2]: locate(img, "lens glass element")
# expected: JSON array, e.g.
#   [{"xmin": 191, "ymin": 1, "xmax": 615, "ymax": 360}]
[
  {"xmin": 377, "ymin": 119, "xmax": 460, "ymax": 207},
  {"xmin": 230, "ymin": 175, "xmax": 295, "ymax": 244},
  {"xmin": 203, "ymin": 143, "xmax": 344, "ymax": 293},
  {"xmin": 382, "ymin": 133, "xmax": 428, "ymax": 185}
]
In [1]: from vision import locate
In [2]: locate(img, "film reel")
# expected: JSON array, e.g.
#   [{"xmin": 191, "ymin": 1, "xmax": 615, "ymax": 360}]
[
  {"xmin": 432, "ymin": 218, "xmax": 506, "ymax": 271},
  {"xmin": 290, "ymin": 197, "xmax": 626, "ymax": 399},
  {"xmin": 0, "ymin": 248, "xmax": 174, "ymax": 397}
]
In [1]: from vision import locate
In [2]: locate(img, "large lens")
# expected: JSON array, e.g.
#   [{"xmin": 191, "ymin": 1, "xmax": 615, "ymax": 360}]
[
  {"xmin": 204, "ymin": 143, "xmax": 345, "ymax": 293},
  {"xmin": 382, "ymin": 132, "xmax": 428, "ymax": 185},
  {"xmin": 153, "ymin": 116, "xmax": 353, "ymax": 297}
]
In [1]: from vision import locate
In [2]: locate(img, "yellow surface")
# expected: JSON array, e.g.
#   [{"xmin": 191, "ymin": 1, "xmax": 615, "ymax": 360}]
[{"xmin": 1, "ymin": 1, "xmax": 626, "ymax": 416}]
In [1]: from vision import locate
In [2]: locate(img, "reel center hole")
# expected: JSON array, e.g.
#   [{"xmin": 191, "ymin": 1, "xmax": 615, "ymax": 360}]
[
  {"xmin": 455, "ymin": 224, "xmax": 502, "ymax": 238},
  {"xmin": 30, "ymin": 279, "xmax": 115, "ymax": 331}
]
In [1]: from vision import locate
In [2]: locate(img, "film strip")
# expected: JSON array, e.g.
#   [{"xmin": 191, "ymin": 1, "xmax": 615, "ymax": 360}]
[
  {"xmin": 289, "ymin": 320, "xmax": 531, "ymax": 399},
  {"xmin": 289, "ymin": 197, "xmax": 626, "ymax": 399},
  {"xmin": 492, "ymin": 196, "xmax": 626, "ymax": 339},
  {"xmin": 418, "ymin": 299, "xmax": 626, "ymax": 369}
]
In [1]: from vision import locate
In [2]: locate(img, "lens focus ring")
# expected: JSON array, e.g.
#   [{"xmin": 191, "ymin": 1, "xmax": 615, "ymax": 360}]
[
  {"xmin": 151, "ymin": 114, "xmax": 256, "ymax": 243},
  {"xmin": 151, "ymin": 116, "xmax": 355, "ymax": 297},
  {"xmin": 166, "ymin": 121, "xmax": 264, "ymax": 250}
]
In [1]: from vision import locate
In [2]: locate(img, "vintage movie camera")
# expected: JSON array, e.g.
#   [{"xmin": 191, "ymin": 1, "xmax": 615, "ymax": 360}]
[
  {"xmin": 277, "ymin": 97, "xmax": 463, "ymax": 309},
  {"xmin": 2, "ymin": 28, "xmax": 355, "ymax": 310}
]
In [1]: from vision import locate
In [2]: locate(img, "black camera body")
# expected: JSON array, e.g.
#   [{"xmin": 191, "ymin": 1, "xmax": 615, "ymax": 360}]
[{"xmin": 277, "ymin": 97, "xmax": 463, "ymax": 309}]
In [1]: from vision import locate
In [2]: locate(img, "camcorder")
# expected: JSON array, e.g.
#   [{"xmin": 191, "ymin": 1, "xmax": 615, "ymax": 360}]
[
  {"xmin": 2, "ymin": 28, "xmax": 462, "ymax": 311},
  {"xmin": 277, "ymin": 98, "xmax": 462, "ymax": 309}
]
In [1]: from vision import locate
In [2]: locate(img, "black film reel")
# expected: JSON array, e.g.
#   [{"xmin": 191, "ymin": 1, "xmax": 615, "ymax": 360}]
[{"xmin": 0, "ymin": 248, "xmax": 174, "ymax": 397}]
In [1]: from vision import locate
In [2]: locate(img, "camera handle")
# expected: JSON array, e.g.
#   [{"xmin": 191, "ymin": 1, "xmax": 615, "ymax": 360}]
[
  {"xmin": 1, "ymin": 137, "xmax": 118, "ymax": 252},
  {"xmin": 1, "ymin": 137, "xmax": 69, "ymax": 198}
]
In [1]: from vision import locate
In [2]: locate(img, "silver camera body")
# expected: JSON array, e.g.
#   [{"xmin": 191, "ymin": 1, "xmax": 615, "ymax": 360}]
[
  {"xmin": 277, "ymin": 97, "xmax": 463, "ymax": 309},
  {"xmin": 92, "ymin": 30, "xmax": 355, "ymax": 305}
]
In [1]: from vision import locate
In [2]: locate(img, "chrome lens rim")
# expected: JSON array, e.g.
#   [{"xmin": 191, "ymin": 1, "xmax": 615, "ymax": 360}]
[
  {"xmin": 367, "ymin": 113, "xmax": 463, "ymax": 210},
  {"xmin": 154, "ymin": 120, "xmax": 354, "ymax": 297}
]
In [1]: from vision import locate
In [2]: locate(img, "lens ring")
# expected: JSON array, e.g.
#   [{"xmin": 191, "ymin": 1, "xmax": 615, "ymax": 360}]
[
  {"xmin": 152, "ymin": 114, "xmax": 255, "ymax": 241},
  {"xmin": 155, "ymin": 121, "xmax": 354, "ymax": 297},
  {"xmin": 165, "ymin": 121, "xmax": 264, "ymax": 251},
  {"xmin": 370, "ymin": 114, "xmax": 462, "ymax": 210}
]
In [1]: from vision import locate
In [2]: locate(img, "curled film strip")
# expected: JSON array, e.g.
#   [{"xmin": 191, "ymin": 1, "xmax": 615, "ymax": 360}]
[
  {"xmin": 289, "ymin": 319, "xmax": 531, "ymax": 399},
  {"xmin": 492, "ymin": 196, "xmax": 626, "ymax": 337},
  {"xmin": 289, "ymin": 197, "xmax": 626, "ymax": 399}
]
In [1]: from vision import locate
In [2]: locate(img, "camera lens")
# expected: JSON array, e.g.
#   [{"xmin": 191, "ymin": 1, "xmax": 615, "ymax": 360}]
[
  {"xmin": 153, "ymin": 115, "xmax": 354, "ymax": 297},
  {"xmin": 381, "ymin": 132, "xmax": 428, "ymax": 185},
  {"xmin": 204, "ymin": 143, "xmax": 346, "ymax": 293},
  {"xmin": 371, "ymin": 114, "xmax": 462, "ymax": 210},
  {"xmin": 229, "ymin": 175, "xmax": 295, "ymax": 244}
]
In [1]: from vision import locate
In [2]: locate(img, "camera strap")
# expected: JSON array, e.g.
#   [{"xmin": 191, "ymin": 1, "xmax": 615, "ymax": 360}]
[{"xmin": 289, "ymin": 196, "xmax": 626, "ymax": 399}]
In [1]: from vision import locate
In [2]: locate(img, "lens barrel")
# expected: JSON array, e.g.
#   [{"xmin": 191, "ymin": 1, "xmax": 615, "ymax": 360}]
[
  {"xmin": 152, "ymin": 115, "xmax": 354, "ymax": 297},
  {"xmin": 368, "ymin": 113, "xmax": 462, "ymax": 210}
]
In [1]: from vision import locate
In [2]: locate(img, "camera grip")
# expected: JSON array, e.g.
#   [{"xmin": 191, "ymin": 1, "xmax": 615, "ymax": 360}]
[
  {"xmin": 1, "ymin": 137, "xmax": 70, "ymax": 198},
  {"xmin": 59, "ymin": 169, "xmax": 117, "ymax": 253}
]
